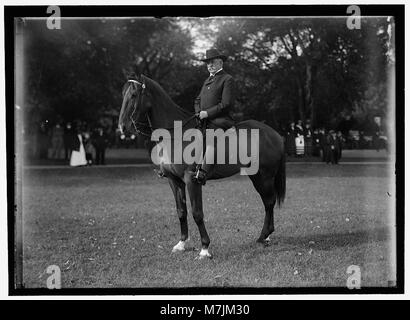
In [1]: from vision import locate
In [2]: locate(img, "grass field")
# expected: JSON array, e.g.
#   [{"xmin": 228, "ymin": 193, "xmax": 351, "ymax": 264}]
[{"xmin": 21, "ymin": 163, "xmax": 396, "ymax": 288}]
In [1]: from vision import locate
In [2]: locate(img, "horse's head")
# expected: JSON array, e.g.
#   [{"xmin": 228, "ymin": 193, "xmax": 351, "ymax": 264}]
[{"xmin": 118, "ymin": 73, "xmax": 149, "ymax": 134}]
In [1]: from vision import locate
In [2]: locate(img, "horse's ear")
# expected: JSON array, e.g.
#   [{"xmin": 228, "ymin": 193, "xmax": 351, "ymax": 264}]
[
  {"xmin": 127, "ymin": 63, "xmax": 141, "ymax": 81},
  {"xmin": 132, "ymin": 63, "xmax": 141, "ymax": 76}
]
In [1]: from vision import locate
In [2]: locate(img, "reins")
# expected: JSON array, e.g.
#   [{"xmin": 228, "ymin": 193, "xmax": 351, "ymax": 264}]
[{"xmin": 127, "ymin": 77, "xmax": 198, "ymax": 138}]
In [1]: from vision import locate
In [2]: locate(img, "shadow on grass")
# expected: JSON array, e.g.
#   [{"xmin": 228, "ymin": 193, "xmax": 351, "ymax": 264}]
[
  {"xmin": 274, "ymin": 226, "xmax": 392, "ymax": 251},
  {"xmin": 225, "ymin": 226, "xmax": 392, "ymax": 259}
]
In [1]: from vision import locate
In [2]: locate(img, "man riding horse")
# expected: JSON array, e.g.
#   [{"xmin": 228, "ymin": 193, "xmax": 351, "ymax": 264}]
[
  {"xmin": 118, "ymin": 49, "xmax": 286, "ymax": 257},
  {"xmin": 192, "ymin": 48, "xmax": 236, "ymax": 185}
]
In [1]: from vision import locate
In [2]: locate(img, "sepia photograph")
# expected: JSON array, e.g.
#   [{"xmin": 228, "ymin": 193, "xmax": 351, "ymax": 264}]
[{"xmin": 6, "ymin": 4, "xmax": 403, "ymax": 295}]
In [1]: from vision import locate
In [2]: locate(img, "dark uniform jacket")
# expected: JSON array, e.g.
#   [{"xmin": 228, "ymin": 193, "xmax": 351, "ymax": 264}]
[
  {"xmin": 327, "ymin": 134, "xmax": 341, "ymax": 150},
  {"xmin": 319, "ymin": 132, "xmax": 327, "ymax": 148},
  {"xmin": 64, "ymin": 128, "xmax": 78, "ymax": 150},
  {"xmin": 92, "ymin": 132, "xmax": 109, "ymax": 150},
  {"xmin": 304, "ymin": 127, "xmax": 312, "ymax": 139},
  {"xmin": 325, "ymin": 134, "xmax": 341, "ymax": 163},
  {"xmin": 194, "ymin": 69, "xmax": 235, "ymax": 129},
  {"xmin": 295, "ymin": 124, "xmax": 304, "ymax": 137},
  {"xmin": 71, "ymin": 134, "xmax": 81, "ymax": 152}
]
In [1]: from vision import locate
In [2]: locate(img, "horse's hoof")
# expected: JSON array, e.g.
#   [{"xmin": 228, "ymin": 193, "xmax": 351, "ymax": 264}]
[
  {"xmin": 198, "ymin": 248, "xmax": 213, "ymax": 259},
  {"xmin": 172, "ymin": 240, "xmax": 186, "ymax": 253},
  {"xmin": 257, "ymin": 238, "xmax": 270, "ymax": 247}
]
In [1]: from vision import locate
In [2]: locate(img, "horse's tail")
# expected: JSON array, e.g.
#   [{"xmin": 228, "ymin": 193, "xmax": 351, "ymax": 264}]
[{"xmin": 274, "ymin": 153, "xmax": 286, "ymax": 207}]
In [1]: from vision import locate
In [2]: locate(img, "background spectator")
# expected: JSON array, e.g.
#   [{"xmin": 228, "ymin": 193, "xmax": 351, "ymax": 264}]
[
  {"xmin": 372, "ymin": 116, "xmax": 384, "ymax": 151},
  {"xmin": 70, "ymin": 128, "xmax": 87, "ymax": 167},
  {"xmin": 37, "ymin": 122, "xmax": 49, "ymax": 159},
  {"xmin": 295, "ymin": 120, "xmax": 305, "ymax": 157},
  {"xmin": 49, "ymin": 122, "xmax": 65, "ymax": 159},
  {"xmin": 286, "ymin": 122, "xmax": 296, "ymax": 157},
  {"xmin": 63, "ymin": 122, "xmax": 77, "ymax": 161},
  {"xmin": 319, "ymin": 128, "xmax": 327, "ymax": 162},
  {"xmin": 92, "ymin": 127, "xmax": 109, "ymax": 165},
  {"xmin": 326, "ymin": 130, "xmax": 341, "ymax": 165},
  {"xmin": 83, "ymin": 131, "xmax": 94, "ymax": 166},
  {"xmin": 336, "ymin": 131, "xmax": 344, "ymax": 161},
  {"xmin": 304, "ymin": 120, "xmax": 313, "ymax": 157},
  {"xmin": 312, "ymin": 128, "xmax": 321, "ymax": 157}
]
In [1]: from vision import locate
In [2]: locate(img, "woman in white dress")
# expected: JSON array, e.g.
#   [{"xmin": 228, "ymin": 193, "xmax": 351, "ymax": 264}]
[
  {"xmin": 295, "ymin": 120, "xmax": 305, "ymax": 156},
  {"xmin": 70, "ymin": 132, "xmax": 87, "ymax": 166}
]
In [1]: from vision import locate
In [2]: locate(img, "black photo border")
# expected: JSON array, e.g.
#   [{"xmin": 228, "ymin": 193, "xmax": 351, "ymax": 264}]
[{"xmin": 4, "ymin": 4, "xmax": 405, "ymax": 296}]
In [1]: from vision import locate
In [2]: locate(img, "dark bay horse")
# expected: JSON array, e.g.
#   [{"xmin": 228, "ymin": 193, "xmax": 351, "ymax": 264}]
[{"xmin": 119, "ymin": 74, "xmax": 286, "ymax": 258}]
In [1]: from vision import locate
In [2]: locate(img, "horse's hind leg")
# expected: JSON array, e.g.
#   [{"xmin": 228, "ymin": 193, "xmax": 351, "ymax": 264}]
[
  {"xmin": 168, "ymin": 178, "xmax": 189, "ymax": 252},
  {"xmin": 249, "ymin": 173, "xmax": 276, "ymax": 244},
  {"xmin": 259, "ymin": 196, "xmax": 276, "ymax": 243}
]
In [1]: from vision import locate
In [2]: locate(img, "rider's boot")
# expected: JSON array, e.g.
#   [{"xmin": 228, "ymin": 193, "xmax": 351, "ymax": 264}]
[
  {"xmin": 192, "ymin": 165, "xmax": 208, "ymax": 185},
  {"xmin": 154, "ymin": 164, "xmax": 167, "ymax": 178},
  {"xmin": 192, "ymin": 146, "xmax": 214, "ymax": 185}
]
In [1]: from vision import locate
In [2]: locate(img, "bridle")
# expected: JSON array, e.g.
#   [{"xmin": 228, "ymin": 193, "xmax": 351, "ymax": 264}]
[
  {"xmin": 127, "ymin": 78, "xmax": 153, "ymax": 137},
  {"xmin": 126, "ymin": 77, "xmax": 198, "ymax": 138}
]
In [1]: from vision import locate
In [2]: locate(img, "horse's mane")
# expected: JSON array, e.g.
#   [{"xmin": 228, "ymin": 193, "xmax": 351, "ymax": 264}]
[
  {"xmin": 122, "ymin": 82, "xmax": 131, "ymax": 97},
  {"xmin": 142, "ymin": 75, "xmax": 192, "ymax": 116},
  {"xmin": 121, "ymin": 74, "xmax": 193, "ymax": 130}
]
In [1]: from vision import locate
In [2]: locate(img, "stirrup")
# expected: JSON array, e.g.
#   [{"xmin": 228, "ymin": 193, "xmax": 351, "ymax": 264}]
[
  {"xmin": 192, "ymin": 167, "xmax": 207, "ymax": 185},
  {"xmin": 154, "ymin": 168, "xmax": 166, "ymax": 178}
]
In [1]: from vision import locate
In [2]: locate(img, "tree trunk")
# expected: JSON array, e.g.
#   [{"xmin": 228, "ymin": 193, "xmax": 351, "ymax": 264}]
[
  {"xmin": 305, "ymin": 61, "xmax": 317, "ymax": 127},
  {"xmin": 295, "ymin": 75, "xmax": 305, "ymax": 122},
  {"xmin": 310, "ymin": 96, "xmax": 316, "ymax": 128},
  {"xmin": 305, "ymin": 63, "xmax": 312, "ymax": 118}
]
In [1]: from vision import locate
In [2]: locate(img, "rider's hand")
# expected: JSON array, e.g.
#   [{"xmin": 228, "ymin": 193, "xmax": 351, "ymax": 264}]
[{"xmin": 199, "ymin": 111, "xmax": 208, "ymax": 120}]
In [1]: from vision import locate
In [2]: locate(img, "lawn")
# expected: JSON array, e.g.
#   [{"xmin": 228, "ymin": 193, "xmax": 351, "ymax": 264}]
[{"xmin": 21, "ymin": 163, "xmax": 396, "ymax": 288}]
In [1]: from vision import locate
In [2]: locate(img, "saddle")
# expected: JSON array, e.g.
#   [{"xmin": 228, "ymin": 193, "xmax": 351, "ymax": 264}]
[{"xmin": 193, "ymin": 117, "xmax": 236, "ymax": 185}]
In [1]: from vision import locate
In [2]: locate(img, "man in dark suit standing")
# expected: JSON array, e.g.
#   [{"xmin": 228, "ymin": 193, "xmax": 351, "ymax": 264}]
[
  {"xmin": 318, "ymin": 128, "xmax": 327, "ymax": 162},
  {"xmin": 326, "ymin": 130, "xmax": 341, "ymax": 164},
  {"xmin": 63, "ymin": 122, "xmax": 77, "ymax": 161},
  {"xmin": 92, "ymin": 127, "xmax": 109, "ymax": 165},
  {"xmin": 192, "ymin": 48, "xmax": 236, "ymax": 185},
  {"xmin": 303, "ymin": 120, "xmax": 313, "ymax": 157}
]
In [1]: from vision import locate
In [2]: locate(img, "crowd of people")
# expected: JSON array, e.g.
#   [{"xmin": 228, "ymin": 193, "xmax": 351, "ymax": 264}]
[
  {"xmin": 45, "ymin": 121, "xmax": 110, "ymax": 167},
  {"xmin": 283, "ymin": 119, "xmax": 344, "ymax": 164},
  {"xmin": 282, "ymin": 117, "xmax": 388, "ymax": 163},
  {"xmin": 29, "ymin": 118, "xmax": 146, "ymax": 165},
  {"xmin": 31, "ymin": 115, "xmax": 387, "ymax": 167}
]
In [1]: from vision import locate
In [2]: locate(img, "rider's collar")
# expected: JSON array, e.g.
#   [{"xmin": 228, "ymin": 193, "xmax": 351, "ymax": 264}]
[{"xmin": 209, "ymin": 68, "xmax": 223, "ymax": 78}]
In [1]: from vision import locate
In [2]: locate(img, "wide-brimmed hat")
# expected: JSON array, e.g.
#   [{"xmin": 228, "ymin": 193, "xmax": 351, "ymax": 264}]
[{"xmin": 200, "ymin": 48, "xmax": 227, "ymax": 62}]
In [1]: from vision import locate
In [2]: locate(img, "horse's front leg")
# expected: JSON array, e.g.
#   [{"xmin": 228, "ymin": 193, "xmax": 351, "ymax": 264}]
[
  {"xmin": 168, "ymin": 177, "xmax": 188, "ymax": 253},
  {"xmin": 184, "ymin": 173, "xmax": 212, "ymax": 259}
]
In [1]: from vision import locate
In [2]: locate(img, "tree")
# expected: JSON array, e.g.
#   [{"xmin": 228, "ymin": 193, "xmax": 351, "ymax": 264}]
[
  {"xmin": 24, "ymin": 18, "xmax": 197, "ymax": 128},
  {"xmin": 211, "ymin": 17, "xmax": 391, "ymax": 128}
]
